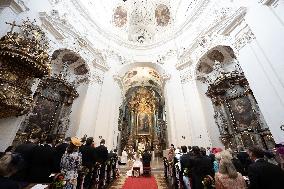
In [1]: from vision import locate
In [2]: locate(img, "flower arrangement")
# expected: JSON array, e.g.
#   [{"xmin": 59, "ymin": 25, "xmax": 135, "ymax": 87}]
[
  {"xmin": 49, "ymin": 173, "xmax": 66, "ymax": 189},
  {"xmin": 202, "ymin": 175, "xmax": 214, "ymax": 189}
]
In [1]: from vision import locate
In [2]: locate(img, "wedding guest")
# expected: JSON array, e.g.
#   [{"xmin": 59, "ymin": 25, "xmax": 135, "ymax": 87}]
[
  {"xmin": 79, "ymin": 137, "xmax": 95, "ymax": 188},
  {"xmin": 247, "ymin": 146, "xmax": 284, "ymax": 189},
  {"xmin": 54, "ymin": 137, "xmax": 71, "ymax": 173},
  {"xmin": 94, "ymin": 139, "xmax": 108, "ymax": 188},
  {"xmin": 180, "ymin": 146, "xmax": 193, "ymax": 189},
  {"xmin": 237, "ymin": 146, "xmax": 252, "ymax": 176},
  {"xmin": 29, "ymin": 135, "xmax": 55, "ymax": 183},
  {"xmin": 191, "ymin": 146, "xmax": 213, "ymax": 189},
  {"xmin": 275, "ymin": 144, "xmax": 284, "ymax": 170},
  {"xmin": 61, "ymin": 137, "xmax": 82, "ymax": 189},
  {"xmin": 215, "ymin": 150, "xmax": 246, "ymax": 189},
  {"xmin": 13, "ymin": 138, "xmax": 38, "ymax": 181},
  {"xmin": 227, "ymin": 148, "xmax": 245, "ymax": 176},
  {"xmin": 0, "ymin": 153, "xmax": 24, "ymax": 189}
]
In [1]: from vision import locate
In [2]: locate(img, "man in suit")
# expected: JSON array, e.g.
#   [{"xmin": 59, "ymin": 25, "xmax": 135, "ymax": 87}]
[
  {"xmin": 247, "ymin": 146, "xmax": 284, "ymax": 189},
  {"xmin": 191, "ymin": 146, "xmax": 213, "ymax": 189},
  {"xmin": 54, "ymin": 137, "xmax": 70, "ymax": 173},
  {"xmin": 237, "ymin": 146, "xmax": 252, "ymax": 176},
  {"xmin": 80, "ymin": 137, "xmax": 95, "ymax": 188},
  {"xmin": 29, "ymin": 135, "xmax": 55, "ymax": 183},
  {"xmin": 95, "ymin": 139, "xmax": 108, "ymax": 188},
  {"xmin": 180, "ymin": 146, "xmax": 193, "ymax": 189},
  {"xmin": 142, "ymin": 150, "xmax": 152, "ymax": 167},
  {"xmin": 13, "ymin": 138, "xmax": 38, "ymax": 181}
]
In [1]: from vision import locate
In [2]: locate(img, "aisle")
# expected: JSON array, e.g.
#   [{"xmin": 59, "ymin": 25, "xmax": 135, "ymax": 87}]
[
  {"xmin": 109, "ymin": 159, "xmax": 168, "ymax": 189},
  {"xmin": 122, "ymin": 176, "xmax": 158, "ymax": 189}
]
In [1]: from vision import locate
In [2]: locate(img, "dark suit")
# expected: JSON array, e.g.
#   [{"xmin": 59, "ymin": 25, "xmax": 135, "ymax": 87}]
[
  {"xmin": 237, "ymin": 151, "xmax": 252, "ymax": 176},
  {"xmin": 180, "ymin": 153, "xmax": 193, "ymax": 177},
  {"xmin": 13, "ymin": 143, "xmax": 37, "ymax": 181},
  {"xmin": 248, "ymin": 158, "xmax": 284, "ymax": 189},
  {"xmin": 94, "ymin": 144, "xmax": 108, "ymax": 164},
  {"xmin": 80, "ymin": 144, "xmax": 95, "ymax": 168},
  {"xmin": 0, "ymin": 177, "xmax": 20, "ymax": 189},
  {"xmin": 142, "ymin": 151, "xmax": 152, "ymax": 167},
  {"xmin": 29, "ymin": 144, "xmax": 55, "ymax": 183},
  {"xmin": 191, "ymin": 155, "xmax": 214, "ymax": 189},
  {"xmin": 232, "ymin": 157, "xmax": 245, "ymax": 175},
  {"xmin": 54, "ymin": 142, "xmax": 69, "ymax": 172},
  {"xmin": 95, "ymin": 144, "xmax": 108, "ymax": 187}
]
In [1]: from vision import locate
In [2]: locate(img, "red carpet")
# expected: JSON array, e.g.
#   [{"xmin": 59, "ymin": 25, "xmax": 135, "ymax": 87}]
[{"xmin": 122, "ymin": 176, "xmax": 158, "ymax": 189}]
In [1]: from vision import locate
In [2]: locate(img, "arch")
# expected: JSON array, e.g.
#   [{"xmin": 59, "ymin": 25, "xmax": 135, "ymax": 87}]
[
  {"xmin": 194, "ymin": 45, "xmax": 237, "ymax": 79},
  {"xmin": 117, "ymin": 62, "xmax": 169, "ymax": 81},
  {"xmin": 51, "ymin": 48, "xmax": 91, "ymax": 78}
]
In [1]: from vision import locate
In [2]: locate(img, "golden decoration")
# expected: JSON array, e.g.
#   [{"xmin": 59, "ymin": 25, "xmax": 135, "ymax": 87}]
[{"xmin": 0, "ymin": 19, "xmax": 51, "ymax": 118}]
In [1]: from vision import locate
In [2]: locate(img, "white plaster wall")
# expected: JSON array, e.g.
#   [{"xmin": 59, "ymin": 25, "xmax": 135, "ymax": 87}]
[
  {"xmin": 66, "ymin": 83, "xmax": 89, "ymax": 137},
  {"xmin": 181, "ymin": 80, "xmax": 212, "ymax": 148},
  {"xmin": 233, "ymin": 1, "xmax": 284, "ymax": 143},
  {"xmin": 75, "ymin": 82, "xmax": 103, "ymax": 140},
  {"xmin": 0, "ymin": 116, "xmax": 24, "ymax": 152},
  {"xmin": 196, "ymin": 82, "xmax": 223, "ymax": 148},
  {"xmin": 163, "ymin": 57, "xmax": 192, "ymax": 147},
  {"xmin": 238, "ymin": 40, "xmax": 284, "ymax": 143},
  {"xmin": 93, "ymin": 57, "xmax": 122, "ymax": 149}
]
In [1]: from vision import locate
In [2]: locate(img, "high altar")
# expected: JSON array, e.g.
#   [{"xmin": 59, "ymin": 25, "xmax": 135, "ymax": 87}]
[{"xmin": 118, "ymin": 87, "xmax": 167, "ymax": 155}]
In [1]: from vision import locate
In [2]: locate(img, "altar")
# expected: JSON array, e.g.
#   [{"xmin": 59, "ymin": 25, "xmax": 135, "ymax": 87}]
[{"xmin": 117, "ymin": 87, "xmax": 168, "ymax": 155}]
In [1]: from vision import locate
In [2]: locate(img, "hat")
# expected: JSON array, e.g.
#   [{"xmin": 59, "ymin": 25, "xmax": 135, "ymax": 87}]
[{"xmin": 71, "ymin": 137, "xmax": 82, "ymax": 147}]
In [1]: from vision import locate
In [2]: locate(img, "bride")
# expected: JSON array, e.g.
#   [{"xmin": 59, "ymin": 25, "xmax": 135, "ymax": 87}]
[{"xmin": 126, "ymin": 153, "xmax": 143, "ymax": 177}]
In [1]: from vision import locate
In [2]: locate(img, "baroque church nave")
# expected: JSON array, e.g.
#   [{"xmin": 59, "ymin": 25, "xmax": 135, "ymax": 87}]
[{"xmin": 0, "ymin": 0, "xmax": 284, "ymax": 189}]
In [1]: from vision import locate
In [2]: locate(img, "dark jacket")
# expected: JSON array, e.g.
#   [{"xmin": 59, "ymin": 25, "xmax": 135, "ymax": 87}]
[
  {"xmin": 29, "ymin": 144, "xmax": 55, "ymax": 183},
  {"xmin": 191, "ymin": 155, "xmax": 214, "ymax": 189},
  {"xmin": 94, "ymin": 145, "xmax": 108, "ymax": 164},
  {"xmin": 142, "ymin": 151, "xmax": 152, "ymax": 167},
  {"xmin": 54, "ymin": 142, "xmax": 69, "ymax": 172},
  {"xmin": 180, "ymin": 153, "xmax": 193, "ymax": 177},
  {"xmin": 13, "ymin": 143, "xmax": 37, "ymax": 181},
  {"xmin": 237, "ymin": 151, "xmax": 252, "ymax": 175},
  {"xmin": 0, "ymin": 177, "xmax": 20, "ymax": 189},
  {"xmin": 248, "ymin": 158, "xmax": 284, "ymax": 189},
  {"xmin": 80, "ymin": 144, "xmax": 95, "ymax": 168}
]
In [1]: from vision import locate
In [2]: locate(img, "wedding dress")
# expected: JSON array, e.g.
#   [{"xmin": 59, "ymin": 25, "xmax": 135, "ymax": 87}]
[{"xmin": 126, "ymin": 156, "xmax": 143, "ymax": 176}]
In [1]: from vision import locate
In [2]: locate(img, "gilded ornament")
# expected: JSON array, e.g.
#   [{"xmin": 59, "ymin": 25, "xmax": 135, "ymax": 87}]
[{"xmin": 0, "ymin": 19, "xmax": 51, "ymax": 118}]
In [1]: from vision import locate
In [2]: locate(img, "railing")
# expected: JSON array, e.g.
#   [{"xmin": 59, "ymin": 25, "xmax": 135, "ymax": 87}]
[{"xmin": 76, "ymin": 156, "xmax": 118, "ymax": 189}]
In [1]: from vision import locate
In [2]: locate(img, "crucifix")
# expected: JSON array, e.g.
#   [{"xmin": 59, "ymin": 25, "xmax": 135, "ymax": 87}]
[{"xmin": 5, "ymin": 21, "xmax": 20, "ymax": 33}]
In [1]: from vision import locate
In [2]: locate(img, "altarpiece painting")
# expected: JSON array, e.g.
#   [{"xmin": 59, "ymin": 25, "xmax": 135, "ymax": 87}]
[{"xmin": 137, "ymin": 112, "xmax": 151, "ymax": 135}]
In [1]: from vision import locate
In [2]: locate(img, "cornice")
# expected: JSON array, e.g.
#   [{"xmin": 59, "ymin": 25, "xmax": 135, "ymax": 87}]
[
  {"xmin": 0, "ymin": 0, "xmax": 28, "ymax": 14},
  {"xmin": 39, "ymin": 11, "xmax": 110, "ymax": 72}
]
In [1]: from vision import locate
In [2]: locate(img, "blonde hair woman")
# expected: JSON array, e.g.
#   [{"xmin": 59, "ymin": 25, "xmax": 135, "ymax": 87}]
[{"xmin": 215, "ymin": 150, "xmax": 246, "ymax": 189}]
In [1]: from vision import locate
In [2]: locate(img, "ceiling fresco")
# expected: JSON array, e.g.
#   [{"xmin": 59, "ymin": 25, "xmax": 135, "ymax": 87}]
[{"xmin": 122, "ymin": 67, "xmax": 162, "ymax": 92}]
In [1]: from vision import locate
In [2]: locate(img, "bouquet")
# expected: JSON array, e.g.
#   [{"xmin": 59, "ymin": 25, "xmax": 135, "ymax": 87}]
[
  {"xmin": 202, "ymin": 175, "xmax": 214, "ymax": 189},
  {"xmin": 49, "ymin": 173, "xmax": 65, "ymax": 189}
]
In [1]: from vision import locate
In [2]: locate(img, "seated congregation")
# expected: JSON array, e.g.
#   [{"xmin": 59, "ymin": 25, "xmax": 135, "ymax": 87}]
[
  {"xmin": 163, "ymin": 144, "xmax": 284, "ymax": 189},
  {"xmin": 0, "ymin": 136, "xmax": 118, "ymax": 189}
]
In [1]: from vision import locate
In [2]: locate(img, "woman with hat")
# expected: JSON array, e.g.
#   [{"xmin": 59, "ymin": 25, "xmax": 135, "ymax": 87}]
[{"xmin": 61, "ymin": 137, "xmax": 82, "ymax": 189}]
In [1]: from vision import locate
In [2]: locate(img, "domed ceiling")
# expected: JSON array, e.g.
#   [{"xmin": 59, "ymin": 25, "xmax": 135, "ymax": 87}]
[{"xmin": 78, "ymin": 0, "xmax": 207, "ymax": 47}]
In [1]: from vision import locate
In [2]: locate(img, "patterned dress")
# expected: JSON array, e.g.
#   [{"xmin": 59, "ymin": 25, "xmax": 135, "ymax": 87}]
[
  {"xmin": 61, "ymin": 151, "xmax": 82, "ymax": 189},
  {"xmin": 215, "ymin": 172, "xmax": 246, "ymax": 189}
]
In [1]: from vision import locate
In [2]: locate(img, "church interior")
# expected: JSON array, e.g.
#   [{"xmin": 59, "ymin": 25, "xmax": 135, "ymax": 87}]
[{"xmin": 0, "ymin": 0, "xmax": 284, "ymax": 189}]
